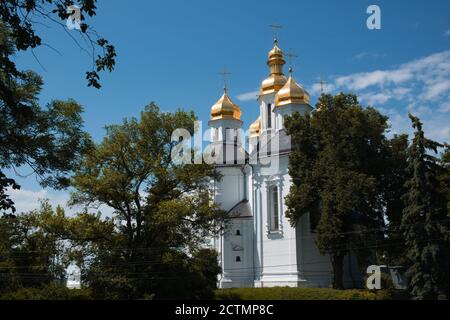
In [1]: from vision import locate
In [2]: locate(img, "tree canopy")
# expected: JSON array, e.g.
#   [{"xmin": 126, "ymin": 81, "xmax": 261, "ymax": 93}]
[
  {"xmin": 285, "ymin": 93, "xmax": 390, "ymax": 288},
  {"xmin": 67, "ymin": 103, "xmax": 227, "ymax": 299},
  {"xmin": 285, "ymin": 93, "xmax": 450, "ymax": 296},
  {"xmin": 0, "ymin": 0, "xmax": 115, "ymax": 214}
]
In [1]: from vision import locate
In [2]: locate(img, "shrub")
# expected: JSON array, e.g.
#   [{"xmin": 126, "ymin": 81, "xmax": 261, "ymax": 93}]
[
  {"xmin": 0, "ymin": 284, "xmax": 92, "ymax": 300},
  {"xmin": 215, "ymin": 287, "xmax": 400, "ymax": 300}
]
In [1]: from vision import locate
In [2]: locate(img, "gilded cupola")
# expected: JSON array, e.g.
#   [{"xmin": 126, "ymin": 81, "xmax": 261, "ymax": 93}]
[
  {"xmin": 249, "ymin": 116, "xmax": 261, "ymax": 138},
  {"xmin": 259, "ymin": 38, "xmax": 288, "ymax": 96},
  {"xmin": 210, "ymin": 87, "xmax": 242, "ymax": 122},
  {"xmin": 275, "ymin": 67, "xmax": 310, "ymax": 107}
]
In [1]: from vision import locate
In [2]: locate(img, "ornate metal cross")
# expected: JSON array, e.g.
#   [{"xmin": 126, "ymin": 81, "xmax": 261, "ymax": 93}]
[
  {"xmin": 319, "ymin": 77, "xmax": 328, "ymax": 93},
  {"xmin": 269, "ymin": 24, "xmax": 282, "ymax": 39},
  {"xmin": 218, "ymin": 69, "xmax": 231, "ymax": 91},
  {"xmin": 285, "ymin": 48, "xmax": 298, "ymax": 67}
]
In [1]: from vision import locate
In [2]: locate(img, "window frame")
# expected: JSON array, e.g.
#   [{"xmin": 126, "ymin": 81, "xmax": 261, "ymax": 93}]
[
  {"xmin": 266, "ymin": 103, "xmax": 272, "ymax": 129},
  {"xmin": 268, "ymin": 185, "xmax": 281, "ymax": 232}
]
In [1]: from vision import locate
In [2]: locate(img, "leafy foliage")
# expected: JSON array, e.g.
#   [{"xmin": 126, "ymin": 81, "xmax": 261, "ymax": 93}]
[
  {"xmin": 0, "ymin": 22, "xmax": 92, "ymax": 215},
  {"xmin": 0, "ymin": 284, "xmax": 92, "ymax": 300},
  {"xmin": 285, "ymin": 93, "xmax": 394, "ymax": 289},
  {"xmin": 400, "ymin": 115, "xmax": 450, "ymax": 300},
  {"xmin": 0, "ymin": 201, "xmax": 68, "ymax": 293},
  {"xmin": 215, "ymin": 287, "xmax": 403, "ymax": 300},
  {"xmin": 380, "ymin": 134, "xmax": 409, "ymax": 265},
  {"xmin": 0, "ymin": 0, "xmax": 116, "ymax": 89},
  {"xmin": 69, "ymin": 104, "xmax": 227, "ymax": 299}
]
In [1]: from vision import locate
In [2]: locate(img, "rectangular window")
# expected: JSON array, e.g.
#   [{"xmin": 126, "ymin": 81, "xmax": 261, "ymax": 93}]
[
  {"xmin": 270, "ymin": 186, "xmax": 279, "ymax": 231},
  {"xmin": 234, "ymin": 136, "xmax": 238, "ymax": 164},
  {"xmin": 267, "ymin": 104, "xmax": 272, "ymax": 129},
  {"xmin": 225, "ymin": 128, "xmax": 231, "ymax": 140}
]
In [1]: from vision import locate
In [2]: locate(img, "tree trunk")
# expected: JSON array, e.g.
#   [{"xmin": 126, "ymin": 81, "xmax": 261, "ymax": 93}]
[{"xmin": 331, "ymin": 252, "xmax": 344, "ymax": 289}]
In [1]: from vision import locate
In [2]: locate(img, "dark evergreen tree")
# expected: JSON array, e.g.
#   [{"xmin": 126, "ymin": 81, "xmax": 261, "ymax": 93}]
[
  {"xmin": 381, "ymin": 134, "xmax": 409, "ymax": 265},
  {"xmin": 438, "ymin": 146, "xmax": 450, "ymax": 218},
  {"xmin": 401, "ymin": 114, "xmax": 450, "ymax": 300}
]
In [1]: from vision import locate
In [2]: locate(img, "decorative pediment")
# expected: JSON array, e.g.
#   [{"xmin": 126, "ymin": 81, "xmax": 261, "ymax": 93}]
[{"xmin": 232, "ymin": 243, "xmax": 244, "ymax": 252}]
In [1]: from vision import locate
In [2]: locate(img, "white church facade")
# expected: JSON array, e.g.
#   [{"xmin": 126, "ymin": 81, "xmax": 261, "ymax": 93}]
[{"xmin": 207, "ymin": 38, "xmax": 364, "ymax": 289}]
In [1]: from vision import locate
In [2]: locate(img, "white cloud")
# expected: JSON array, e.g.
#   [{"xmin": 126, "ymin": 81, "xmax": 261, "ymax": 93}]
[
  {"xmin": 445, "ymin": 29, "xmax": 450, "ymax": 37},
  {"xmin": 325, "ymin": 50, "xmax": 450, "ymax": 143},
  {"xmin": 309, "ymin": 82, "xmax": 336, "ymax": 96},
  {"xmin": 426, "ymin": 122, "xmax": 450, "ymax": 142},
  {"xmin": 354, "ymin": 52, "xmax": 387, "ymax": 60},
  {"xmin": 7, "ymin": 188, "xmax": 114, "ymax": 217},
  {"xmin": 335, "ymin": 69, "xmax": 413, "ymax": 91},
  {"xmin": 439, "ymin": 101, "xmax": 450, "ymax": 113},
  {"xmin": 334, "ymin": 51, "xmax": 450, "ymax": 93},
  {"xmin": 359, "ymin": 92, "xmax": 392, "ymax": 105},
  {"xmin": 422, "ymin": 80, "xmax": 450, "ymax": 100},
  {"xmin": 236, "ymin": 90, "xmax": 259, "ymax": 101},
  {"xmin": 392, "ymin": 87, "xmax": 412, "ymax": 99},
  {"xmin": 7, "ymin": 188, "xmax": 51, "ymax": 213},
  {"xmin": 385, "ymin": 108, "xmax": 449, "ymax": 143}
]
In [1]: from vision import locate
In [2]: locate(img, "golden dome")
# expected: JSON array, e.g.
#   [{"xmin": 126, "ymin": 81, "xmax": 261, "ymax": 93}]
[
  {"xmin": 275, "ymin": 67, "xmax": 310, "ymax": 107},
  {"xmin": 268, "ymin": 39, "xmax": 284, "ymax": 61},
  {"xmin": 210, "ymin": 88, "xmax": 242, "ymax": 121},
  {"xmin": 249, "ymin": 116, "xmax": 261, "ymax": 138},
  {"xmin": 259, "ymin": 38, "xmax": 287, "ymax": 96},
  {"xmin": 259, "ymin": 74, "xmax": 288, "ymax": 96}
]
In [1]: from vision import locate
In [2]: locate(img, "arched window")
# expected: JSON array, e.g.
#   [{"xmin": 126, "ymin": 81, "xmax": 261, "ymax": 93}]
[
  {"xmin": 236, "ymin": 256, "xmax": 241, "ymax": 262},
  {"xmin": 236, "ymin": 230, "xmax": 241, "ymax": 236}
]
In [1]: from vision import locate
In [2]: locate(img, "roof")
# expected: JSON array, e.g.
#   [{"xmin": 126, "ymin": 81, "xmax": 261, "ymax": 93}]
[
  {"xmin": 227, "ymin": 199, "xmax": 252, "ymax": 218},
  {"xmin": 249, "ymin": 129, "xmax": 292, "ymax": 160}
]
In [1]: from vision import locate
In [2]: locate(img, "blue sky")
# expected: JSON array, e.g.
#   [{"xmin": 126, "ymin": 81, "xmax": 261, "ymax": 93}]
[{"xmin": 8, "ymin": 0, "xmax": 450, "ymax": 213}]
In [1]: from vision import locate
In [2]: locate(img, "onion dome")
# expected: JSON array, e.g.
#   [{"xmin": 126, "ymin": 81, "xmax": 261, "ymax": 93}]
[
  {"xmin": 275, "ymin": 67, "xmax": 310, "ymax": 107},
  {"xmin": 249, "ymin": 116, "xmax": 261, "ymax": 138},
  {"xmin": 210, "ymin": 87, "xmax": 242, "ymax": 121},
  {"xmin": 259, "ymin": 38, "xmax": 287, "ymax": 96}
]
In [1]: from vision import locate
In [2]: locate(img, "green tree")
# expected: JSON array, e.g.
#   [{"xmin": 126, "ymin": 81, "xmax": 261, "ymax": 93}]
[
  {"xmin": 0, "ymin": 22, "xmax": 92, "ymax": 215},
  {"xmin": 401, "ymin": 114, "xmax": 450, "ymax": 300},
  {"xmin": 381, "ymin": 134, "xmax": 409, "ymax": 265},
  {"xmin": 69, "ymin": 103, "xmax": 227, "ymax": 299},
  {"xmin": 285, "ymin": 93, "xmax": 389, "ymax": 289},
  {"xmin": 0, "ymin": 1, "xmax": 116, "ymax": 89},
  {"xmin": 0, "ymin": 201, "xmax": 67, "ymax": 293},
  {"xmin": 438, "ymin": 146, "xmax": 450, "ymax": 218},
  {"xmin": 0, "ymin": 199, "xmax": 114, "ymax": 298},
  {"xmin": 0, "ymin": 0, "xmax": 115, "ymax": 213}
]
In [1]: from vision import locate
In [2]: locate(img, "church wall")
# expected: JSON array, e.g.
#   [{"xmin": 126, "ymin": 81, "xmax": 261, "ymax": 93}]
[
  {"xmin": 214, "ymin": 166, "xmax": 244, "ymax": 211},
  {"xmin": 220, "ymin": 218, "xmax": 255, "ymax": 288},
  {"xmin": 253, "ymin": 155, "xmax": 304, "ymax": 287},
  {"xmin": 258, "ymin": 93, "xmax": 277, "ymax": 135},
  {"xmin": 296, "ymin": 215, "xmax": 333, "ymax": 288},
  {"xmin": 213, "ymin": 165, "xmax": 256, "ymax": 288}
]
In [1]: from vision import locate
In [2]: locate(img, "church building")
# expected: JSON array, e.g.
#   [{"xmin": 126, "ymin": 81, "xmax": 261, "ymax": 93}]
[{"xmin": 208, "ymin": 38, "xmax": 363, "ymax": 289}]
